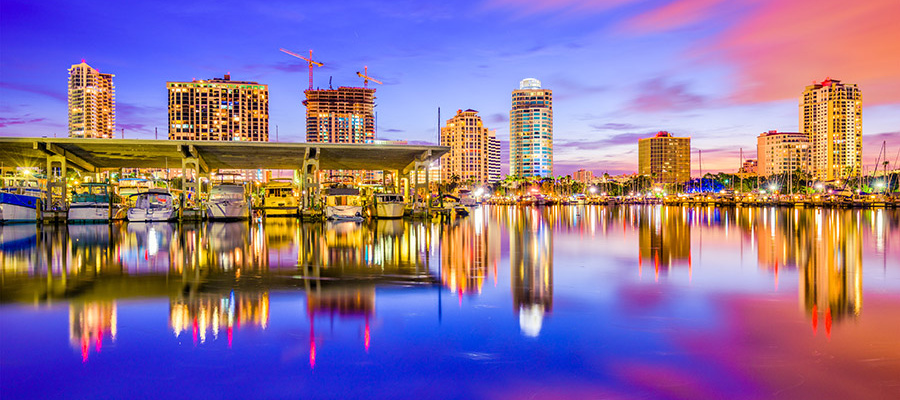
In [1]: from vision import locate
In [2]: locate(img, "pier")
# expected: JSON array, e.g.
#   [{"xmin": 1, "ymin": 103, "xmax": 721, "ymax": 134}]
[{"xmin": 0, "ymin": 137, "xmax": 449, "ymax": 222}]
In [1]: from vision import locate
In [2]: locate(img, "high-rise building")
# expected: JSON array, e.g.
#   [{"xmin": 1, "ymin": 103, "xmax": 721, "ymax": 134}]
[
  {"xmin": 573, "ymin": 169, "xmax": 593, "ymax": 183},
  {"xmin": 167, "ymin": 75, "xmax": 269, "ymax": 141},
  {"xmin": 304, "ymin": 87, "xmax": 376, "ymax": 144},
  {"xmin": 757, "ymin": 131, "xmax": 809, "ymax": 177},
  {"xmin": 637, "ymin": 131, "xmax": 690, "ymax": 184},
  {"xmin": 488, "ymin": 136, "xmax": 501, "ymax": 184},
  {"xmin": 510, "ymin": 78, "xmax": 553, "ymax": 178},
  {"xmin": 68, "ymin": 61, "xmax": 115, "ymax": 138},
  {"xmin": 440, "ymin": 109, "xmax": 496, "ymax": 185},
  {"xmin": 800, "ymin": 78, "xmax": 862, "ymax": 181}
]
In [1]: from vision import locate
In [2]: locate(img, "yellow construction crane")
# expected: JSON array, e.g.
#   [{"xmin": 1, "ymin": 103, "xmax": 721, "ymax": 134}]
[
  {"xmin": 356, "ymin": 66, "xmax": 382, "ymax": 88},
  {"xmin": 280, "ymin": 48, "xmax": 323, "ymax": 91}
]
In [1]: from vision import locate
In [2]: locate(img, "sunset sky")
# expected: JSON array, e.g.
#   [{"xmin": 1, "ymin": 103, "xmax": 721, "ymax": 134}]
[{"xmin": 1, "ymin": 0, "xmax": 898, "ymax": 176}]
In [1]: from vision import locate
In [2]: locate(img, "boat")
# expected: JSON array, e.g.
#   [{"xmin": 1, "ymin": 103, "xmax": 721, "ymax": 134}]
[
  {"xmin": 261, "ymin": 178, "xmax": 299, "ymax": 217},
  {"xmin": 371, "ymin": 193, "xmax": 405, "ymax": 219},
  {"xmin": 458, "ymin": 189, "xmax": 478, "ymax": 207},
  {"xmin": 324, "ymin": 187, "xmax": 365, "ymax": 221},
  {"xmin": 127, "ymin": 189, "xmax": 177, "ymax": 222},
  {"xmin": 207, "ymin": 182, "xmax": 249, "ymax": 220},
  {"xmin": 67, "ymin": 183, "xmax": 126, "ymax": 222},
  {"xmin": 0, "ymin": 180, "xmax": 43, "ymax": 223}
]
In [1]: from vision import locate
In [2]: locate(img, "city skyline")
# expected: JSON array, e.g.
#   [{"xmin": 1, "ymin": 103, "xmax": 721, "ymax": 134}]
[{"xmin": 1, "ymin": 0, "xmax": 899, "ymax": 176}]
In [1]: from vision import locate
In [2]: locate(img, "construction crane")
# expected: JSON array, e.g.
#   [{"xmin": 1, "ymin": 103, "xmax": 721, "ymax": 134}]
[
  {"xmin": 355, "ymin": 66, "xmax": 382, "ymax": 88},
  {"xmin": 280, "ymin": 48, "xmax": 323, "ymax": 91}
]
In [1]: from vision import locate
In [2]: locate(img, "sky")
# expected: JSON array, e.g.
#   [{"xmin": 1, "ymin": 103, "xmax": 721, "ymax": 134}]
[{"xmin": 1, "ymin": 0, "xmax": 899, "ymax": 176}]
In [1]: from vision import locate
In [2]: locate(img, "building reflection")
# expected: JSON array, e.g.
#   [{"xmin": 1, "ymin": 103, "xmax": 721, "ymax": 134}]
[
  {"xmin": 440, "ymin": 208, "xmax": 501, "ymax": 295},
  {"xmin": 69, "ymin": 301, "xmax": 117, "ymax": 362},
  {"xmin": 169, "ymin": 292, "xmax": 269, "ymax": 345},
  {"xmin": 637, "ymin": 206, "xmax": 691, "ymax": 278},
  {"xmin": 510, "ymin": 207, "xmax": 553, "ymax": 337}
]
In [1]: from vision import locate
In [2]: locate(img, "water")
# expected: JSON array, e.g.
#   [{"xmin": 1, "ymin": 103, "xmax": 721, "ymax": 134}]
[{"xmin": 1, "ymin": 206, "xmax": 899, "ymax": 399}]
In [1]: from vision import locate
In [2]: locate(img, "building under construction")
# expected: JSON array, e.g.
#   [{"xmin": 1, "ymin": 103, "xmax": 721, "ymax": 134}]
[{"xmin": 303, "ymin": 87, "xmax": 376, "ymax": 144}]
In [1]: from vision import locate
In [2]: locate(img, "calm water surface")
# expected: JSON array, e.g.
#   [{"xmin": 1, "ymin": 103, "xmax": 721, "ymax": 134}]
[{"xmin": 1, "ymin": 206, "xmax": 899, "ymax": 399}]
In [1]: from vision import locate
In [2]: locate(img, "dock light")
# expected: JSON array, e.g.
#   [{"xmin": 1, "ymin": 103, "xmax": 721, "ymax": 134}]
[
  {"xmin": 769, "ymin": 184, "xmax": 778, "ymax": 191},
  {"xmin": 589, "ymin": 187, "xmax": 597, "ymax": 194},
  {"xmin": 474, "ymin": 188, "xmax": 484, "ymax": 197},
  {"xmin": 875, "ymin": 181, "xmax": 885, "ymax": 189},
  {"xmin": 23, "ymin": 169, "xmax": 32, "ymax": 176},
  {"xmin": 815, "ymin": 183, "xmax": 824, "ymax": 190},
  {"xmin": 601, "ymin": 192, "xmax": 607, "ymax": 196}
]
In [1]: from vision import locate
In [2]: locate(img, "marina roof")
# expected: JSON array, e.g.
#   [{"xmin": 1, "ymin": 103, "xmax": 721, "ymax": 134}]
[{"xmin": 0, "ymin": 137, "xmax": 448, "ymax": 174}]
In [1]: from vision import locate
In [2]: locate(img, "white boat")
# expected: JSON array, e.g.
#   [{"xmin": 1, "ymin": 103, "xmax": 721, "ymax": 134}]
[
  {"xmin": 127, "ymin": 189, "xmax": 177, "ymax": 222},
  {"xmin": 68, "ymin": 183, "xmax": 127, "ymax": 222},
  {"xmin": 324, "ymin": 187, "xmax": 364, "ymax": 221},
  {"xmin": 458, "ymin": 189, "xmax": 477, "ymax": 207},
  {"xmin": 371, "ymin": 193, "xmax": 405, "ymax": 219},
  {"xmin": 261, "ymin": 179, "xmax": 299, "ymax": 217},
  {"xmin": 0, "ymin": 187, "xmax": 42, "ymax": 223},
  {"xmin": 207, "ymin": 183, "xmax": 249, "ymax": 220}
]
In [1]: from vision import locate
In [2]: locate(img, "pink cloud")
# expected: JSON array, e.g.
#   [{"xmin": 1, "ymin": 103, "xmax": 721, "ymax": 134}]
[
  {"xmin": 709, "ymin": 0, "xmax": 900, "ymax": 104},
  {"xmin": 624, "ymin": 0, "xmax": 726, "ymax": 33}
]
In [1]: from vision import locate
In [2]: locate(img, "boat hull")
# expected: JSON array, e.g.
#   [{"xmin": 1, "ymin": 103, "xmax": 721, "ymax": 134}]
[
  {"xmin": 207, "ymin": 201, "xmax": 250, "ymax": 220},
  {"xmin": 373, "ymin": 203, "xmax": 405, "ymax": 219},
  {"xmin": 326, "ymin": 205, "xmax": 364, "ymax": 221},
  {"xmin": 68, "ymin": 203, "xmax": 126, "ymax": 222},
  {"xmin": 127, "ymin": 207, "xmax": 176, "ymax": 222},
  {"xmin": 0, "ymin": 203, "xmax": 38, "ymax": 223}
]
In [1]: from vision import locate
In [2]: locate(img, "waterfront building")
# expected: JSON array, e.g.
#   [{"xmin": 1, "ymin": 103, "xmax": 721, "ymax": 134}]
[
  {"xmin": 440, "ymin": 109, "xmax": 496, "ymax": 185},
  {"xmin": 739, "ymin": 159, "xmax": 758, "ymax": 175},
  {"xmin": 637, "ymin": 131, "xmax": 690, "ymax": 184},
  {"xmin": 573, "ymin": 169, "xmax": 593, "ymax": 184},
  {"xmin": 800, "ymin": 78, "xmax": 862, "ymax": 181},
  {"xmin": 756, "ymin": 131, "xmax": 809, "ymax": 177},
  {"xmin": 68, "ymin": 62, "xmax": 115, "ymax": 138},
  {"xmin": 304, "ymin": 87, "xmax": 376, "ymax": 143},
  {"xmin": 167, "ymin": 74, "xmax": 269, "ymax": 141},
  {"xmin": 488, "ymin": 136, "xmax": 501, "ymax": 184},
  {"xmin": 510, "ymin": 78, "xmax": 553, "ymax": 178}
]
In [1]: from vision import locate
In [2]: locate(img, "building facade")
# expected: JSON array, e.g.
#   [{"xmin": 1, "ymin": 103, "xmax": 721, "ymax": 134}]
[
  {"xmin": 488, "ymin": 136, "xmax": 501, "ymax": 184},
  {"xmin": 167, "ymin": 75, "xmax": 269, "ymax": 141},
  {"xmin": 304, "ymin": 87, "xmax": 376, "ymax": 144},
  {"xmin": 440, "ymin": 109, "xmax": 496, "ymax": 185},
  {"xmin": 637, "ymin": 131, "xmax": 690, "ymax": 184},
  {"xmin": 510, "ymin": 78, "xmax": 553, "ymax": 178},
  {"xmin": 573, "ymin": 169, "xmax": 593, "ymax": 184},
  {"xmin": 800, "ymin": 78, "xmax": 862, "ymax": 181},
  {"xmin": 68, "ymin": 62, "xmax": 115, "ymax": 138},
  {"xmin": 756, "ymin": 131, "xmax": 810, "ymax": 177}
]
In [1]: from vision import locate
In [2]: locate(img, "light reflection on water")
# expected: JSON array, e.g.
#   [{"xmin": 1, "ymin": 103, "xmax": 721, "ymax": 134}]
[{"xmin": 1, "ymin": 205, "xmax": 898, "ymax": 399}]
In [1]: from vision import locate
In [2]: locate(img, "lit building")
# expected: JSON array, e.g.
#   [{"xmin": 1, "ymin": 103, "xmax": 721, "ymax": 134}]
[
  {"xmin": 637, "ymin": 131, "xmax": 690, "ymax": 184},
  {"xmin": 68, "ymin": 61, "xmax": 115, "ymax": 138},
  {"xmin": 304, "ymin": 87, "xmax": 375, "ymax": 143},
  {"xmin": 573, "ymin": 169, "xmax": 593, "ymax": 183},
  {"xmin": 800, "ymin": 78, "xmax": 862, "ymax": 181},
  {"xmin": 510, "ymin": 78, "xmax": 553, "ymax": 178},
  {"xmin": 488, "ymin": 136, "xmax": 501, "ymax": 184},
  {"xmin": 739, "ymin": 159, "xmax": 758, "ymax": 175},
  {"xmin": 167, "ymin": 74, "xmax": 269, "ymax": 141},
  {"xmin": 440, "ymin": 109, "xmax": 496, "ymax": 185},
  {"xmin": 756, "ymin": 131, "xmax": 809, "ymax": 177}
]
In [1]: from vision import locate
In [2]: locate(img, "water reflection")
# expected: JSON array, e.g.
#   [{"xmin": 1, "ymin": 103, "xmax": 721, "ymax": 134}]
[
  {"xmin": 1, "ymin": 206, "xmax": 897, "ymax": 344},
  {"xmin": 510, "ymin": 207, "xmax": 553, "ymax": 337},
  {"xmin": 69, "ymin": 301, "xmax": 116, "ymax": 362}
]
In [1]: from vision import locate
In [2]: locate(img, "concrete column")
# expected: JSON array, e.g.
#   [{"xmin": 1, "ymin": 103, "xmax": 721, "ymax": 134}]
[{"xmin": 46, "ymin": 155, "xmax": 67, "ymax": 211}]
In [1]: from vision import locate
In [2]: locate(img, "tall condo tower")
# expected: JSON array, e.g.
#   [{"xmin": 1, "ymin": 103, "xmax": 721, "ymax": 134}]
[
  {"xmin": 304, "ymin": 87, "xmax": 376, "ymax": 143},
  {"xmin": 68, "ymin": 61, "xmax": 115, "ymax": 138},
  {"xmin": 638, "ymin": 131, "xmax": 690, "ymax": 184},
  {"xmin": 167, "ymin": 75, "xmax": 269, "ymax": 141},
  {"xmin": 800, "ymin": 78, "xmax": 862, "ymax": 181},
  {"xmin": 440, "ymin": 109, "xmax": 497, "ymax": 185},
  {"xmin": 510, "ymin": 78, "xmax": 553, "ymax": 177}
]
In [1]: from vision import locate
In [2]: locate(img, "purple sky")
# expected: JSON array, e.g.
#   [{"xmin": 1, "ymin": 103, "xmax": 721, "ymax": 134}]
[{"xmin": 1, "ymin": 0, "xmax": 898, "ymax": 176}]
